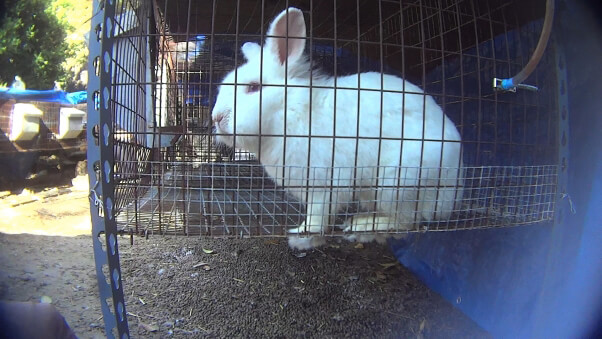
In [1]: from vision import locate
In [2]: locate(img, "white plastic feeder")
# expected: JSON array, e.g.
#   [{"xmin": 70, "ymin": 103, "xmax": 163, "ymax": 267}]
[
  {"xmin": 58, "ymin": 107, "xmax": 86, "ymax": 139},
  {"xmin": 10, "ymin": 103, "xmax": 43, "ymax": 141}
]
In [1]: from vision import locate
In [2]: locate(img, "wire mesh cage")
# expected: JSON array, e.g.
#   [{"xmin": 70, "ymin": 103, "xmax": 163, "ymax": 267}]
[{"xmin": 96, "ymin": 0, "xmax": 560, "ymax": 243}]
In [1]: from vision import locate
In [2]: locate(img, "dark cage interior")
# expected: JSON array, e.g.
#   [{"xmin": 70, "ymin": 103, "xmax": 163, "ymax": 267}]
[{"xmin": 106, "ymin": 0, "xmax": 559, "ymax": 238}]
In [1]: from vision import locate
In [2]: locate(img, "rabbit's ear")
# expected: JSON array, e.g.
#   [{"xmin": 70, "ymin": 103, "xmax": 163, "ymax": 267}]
[
  {"xmin": 266, "ymin": 7, "xmax": 306, "ymax": 66},
  {"xmin": 241, "ymin": 42, "xmax": 260, "ymax": 61}
]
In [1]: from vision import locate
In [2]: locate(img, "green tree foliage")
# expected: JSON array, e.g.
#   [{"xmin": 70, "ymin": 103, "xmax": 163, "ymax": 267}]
[
  {"xmin": 51, "ymin": 0, "xmax": 93, "ymax": 91},
  {"xmin": 0, "ymin": 0, "xmax": 68, "ymax": 89}
]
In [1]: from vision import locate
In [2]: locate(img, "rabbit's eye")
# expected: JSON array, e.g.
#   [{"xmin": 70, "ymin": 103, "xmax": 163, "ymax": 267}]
[{"xmin": 246, "ymin": 82, "xmax": 261, "ymax": 93}]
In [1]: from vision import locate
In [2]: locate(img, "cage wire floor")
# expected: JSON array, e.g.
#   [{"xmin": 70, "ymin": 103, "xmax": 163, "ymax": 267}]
[{"xmin": 116, "ymin": 163, "xmax": 558, "ymax": 237}]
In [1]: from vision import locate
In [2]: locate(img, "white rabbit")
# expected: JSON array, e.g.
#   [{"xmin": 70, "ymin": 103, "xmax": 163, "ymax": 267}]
[{"xmin": 212, "ymin": 8, "xmax": 463, "ymax": 250}]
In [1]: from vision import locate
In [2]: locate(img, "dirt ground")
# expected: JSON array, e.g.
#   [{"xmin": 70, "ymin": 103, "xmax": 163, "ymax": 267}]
[{"xmin": 0, "ymin": 175, "xmax": 490, "ymax": 338}]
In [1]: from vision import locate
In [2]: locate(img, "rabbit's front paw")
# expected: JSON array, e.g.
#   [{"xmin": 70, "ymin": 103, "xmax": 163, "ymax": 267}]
[
  {"xmin": 288, "ymin": 216, "xmax": 326, "ymax": 234},
  {"xmin": 343, "ymin": 215, "xmax": 394, "ymax": 232},
  {"xmin": 288, "ymin": 236, "xmax": 327, "ymax": 250},
  {"xmin": 343, "ymin": 216, "xmax": 399, "ymax": 244}
]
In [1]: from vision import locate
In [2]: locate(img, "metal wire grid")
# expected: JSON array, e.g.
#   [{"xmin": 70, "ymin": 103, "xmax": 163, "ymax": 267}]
[
  {"xmin": 0, "ymin": 99, "xmax": 13, "ymax": 133},
  {"xmin": 115, "ymin": 162, "xmax": 557, "ymax": 236},
  {"xmin": 106, "ymin": 0, "xmax": 559, "ymax": 237},
  {"xmin": 108, "ymin": 0, "xmax": 155, "ymax": 214}
]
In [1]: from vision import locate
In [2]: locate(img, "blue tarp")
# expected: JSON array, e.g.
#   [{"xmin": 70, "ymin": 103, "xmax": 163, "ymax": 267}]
[{"xmin": 0, "ymin": 88, "xmax": 87, "ymax": 105}]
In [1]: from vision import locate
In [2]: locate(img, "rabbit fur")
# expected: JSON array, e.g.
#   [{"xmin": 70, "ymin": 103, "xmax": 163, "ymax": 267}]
[{"xmin": 212, "ymin": 8, "xmax": 463, "ymax": 250}]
